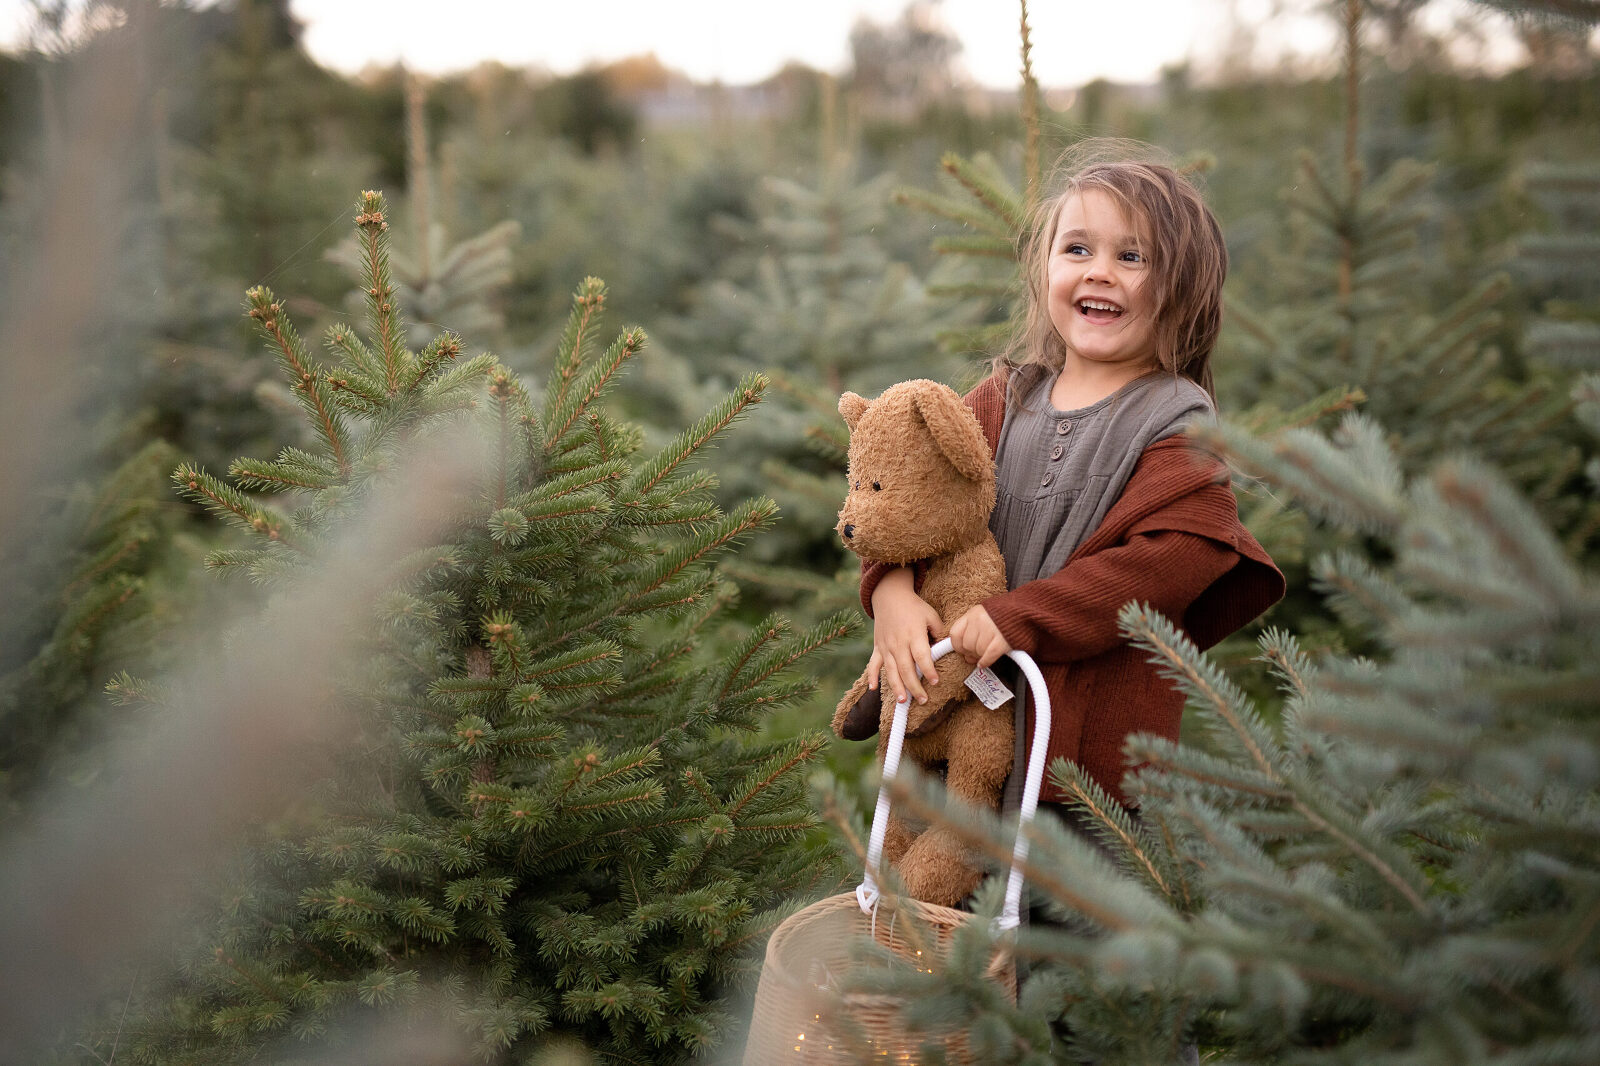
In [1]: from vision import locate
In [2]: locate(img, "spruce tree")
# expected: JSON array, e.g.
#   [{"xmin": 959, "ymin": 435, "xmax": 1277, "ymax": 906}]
[
  {"xmin": 0, "ymin": 440, "xmax": 193, "ymax": 810},
  {"xmin": 667, "ymin": 153, "xmax": 974, "ymax": 615},
  {"xmin": 1220, "ymin": 1, "xmax": 1577, "ymax": 502},
  {"xmin": 852, "ymin": 395, "xmax": 1600, "ymax": 1064},
  {"xmin": 324, "ymin": 71, "xmax": 521, "ymax": 346},
  {"xmin": 1516, "ymin": 161, "xmax": 1600, "ymax": 375},
  {"xmin": 82, "ymin": 192, "xmax": 853, "ymax": 1065}
]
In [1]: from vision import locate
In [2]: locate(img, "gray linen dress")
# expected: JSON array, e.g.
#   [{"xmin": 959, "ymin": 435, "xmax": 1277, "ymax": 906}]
[{"xmin": 994, "ymin": 366, "xmax": 1214, "ymax": 817}]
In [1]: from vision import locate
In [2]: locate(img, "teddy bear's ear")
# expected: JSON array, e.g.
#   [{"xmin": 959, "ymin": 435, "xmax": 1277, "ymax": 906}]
[
  {"xmin": 838, "ymin": 392, "xmax": 869, "ymax": 431},
  {"xmin": 910, "ymin": 381, "xmax": 990, "ymax": 482}
]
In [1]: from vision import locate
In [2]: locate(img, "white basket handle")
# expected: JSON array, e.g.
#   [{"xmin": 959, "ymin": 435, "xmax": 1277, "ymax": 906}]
[{"xmin": 855, "ymin": 638, "xmax": 1051, "ymax": 931}]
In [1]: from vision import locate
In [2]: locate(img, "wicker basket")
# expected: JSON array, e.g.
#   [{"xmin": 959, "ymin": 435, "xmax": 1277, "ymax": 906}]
[
  {"xmin": 745, "ymin": 891, "xmax": 1015, "ymax": 1063},
  {"xmin": 743, "ymin": 643, "xmax": 1051, "ymax": 1065}
]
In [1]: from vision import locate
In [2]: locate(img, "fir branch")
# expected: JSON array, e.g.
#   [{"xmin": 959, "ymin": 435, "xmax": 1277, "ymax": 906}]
[
  {"xmin": 1430, "ymin": 458, "xmax": 1582, "ymax": 606},
  {"xmin": 723, "ymin": 613, "xmax": 857, "ymax": 703},
  {"xmin": 1124, "ymin": 737, "xmax": 1292, "ymax": 800},
  {"xmin": 246, "ymin": 286, "xmax": 351, "ymax": 473},
  {"xmin": 173, "ymin": 464, "xmax": 296, "ymax": 547},
  {"xmin": 622, "ymin": 375, "xmax": 767, "ymax": 499},
  {"xmin": 1122, "ymin": 604, "xmax": 1284, "ymax": 779},
  {"xmin": 353, "ymin": 191, "xmax": 409, "ymax": 391},
  {"xmin": 713, "ymin": 616, "xmax": 786, "ymax": 701},
  {"xmin": 681, "ymin": 768, "xmax": 722, "ymax": 812},
  {"xmin": 202, "ymin": 547, "xmax": 269, "ymax": 579},
  {"xmin": 631, "ymin": 499, "xmax": 776, "ymax": 601},
  {"xmin": 510, "ymin": 461, "xmax": 629, "ymax": 506},
  {"xmin": 61, "ymin": 529, "xmax": 151, "ymax": 598},
  {"xmin": 56, "ymin": 573, "xmax": 141, "ymax": 648},
  {"xmin": 1054, "ymin": 762, "xmax": 1175, "ymax": 901},
  {"xmin": 725, "ymin": 736, "xmax": 825, "ymax": 819},
  {"xmin": 932, "ymin": 233, "xmax": 1017, "ymax": 258},
  {"xmin": 1256, "ymin": 628, "xmax": 1314, "ymax": 701},
  {"xmin": 1126, "ymin": 608, "xmax": 1434, "ymax": 914},
  {"xmin": 520, "ymin": 641, "xmax": 622, "ymax": 681},
  {"xmin": 420, "ymin": 351, "xmax": 497, "ymax": 402},
  {"xmin": 323, "ymin": 367, "xmax": 389, "ymax": 413},
  {"xmin": 564, "ymin": 784, "xmax": 666, "ymax": 817},
  {"xmin": 484, "ymin": 614, "xmax": 533, "ymax": 678},
  {"xmin": 324, "ymin": 320, "xmax": 384, "ymax": 381},
  {"xmin": 104, "ymin": 670, "xmax": 172, "ymax": 709},
  {"xmin": 544, "ymin": 329, "xmax": 644, "ymax": 452},
  {"xmin": 941, "ymin": 152, "xmax": 1026, "ymax": 234},
  {"xmin": 545, "ymin": 277, "xmax": 607, "ymax": 423},
  {"xmin": 1146, "ymin": 808, "xmax": 1197, "ymax": 912},
  {"xmin": 227, "ymin": 456, "xmax": 334, "ymax": 493},
  {"xmin": 884, "ymin": 774, "xmax": 1142, "ymax": 933},
  {"xmin": 1019, "ymin": 0, "xmax": 1041, "ymax": 209},
  {"xmin": 891, "ymin": 185, "xmax": 1014, "ymax": 239},
  {"xmin": 407, "ymin": 331, "xmax": 464, "ymax": 390}
]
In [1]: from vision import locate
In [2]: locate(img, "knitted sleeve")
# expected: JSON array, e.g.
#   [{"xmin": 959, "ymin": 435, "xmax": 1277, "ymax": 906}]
[{"xmin": 980, "ymin": 529, "xmax": 1240, "ymax": 663}]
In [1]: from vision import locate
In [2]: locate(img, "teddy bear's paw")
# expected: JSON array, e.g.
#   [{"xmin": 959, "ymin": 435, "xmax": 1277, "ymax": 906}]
[
  {"xmin": 898, "ymin": 827, "xmax": 983, "ymax": 908},
  {"xmin": 835, "ymin": 686, "xmax": 882, "ymax": 741}
]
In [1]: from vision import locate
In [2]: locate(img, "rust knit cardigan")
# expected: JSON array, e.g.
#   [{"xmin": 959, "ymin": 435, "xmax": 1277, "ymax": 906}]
[{"xmin": 860, "ymin": 371, "xmax": 1285, "ymax": 806}]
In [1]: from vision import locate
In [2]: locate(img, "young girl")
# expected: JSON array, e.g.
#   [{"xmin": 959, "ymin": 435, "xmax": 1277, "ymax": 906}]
[{"xmin": 853, "ymin": 147, "xmax": 1284, "ymax": 825}]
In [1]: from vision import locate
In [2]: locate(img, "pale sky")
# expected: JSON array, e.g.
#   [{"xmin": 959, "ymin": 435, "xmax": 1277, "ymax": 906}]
[{"xmin": 0, "ymin": 0, "xmax": 1538, "ymax": 88}]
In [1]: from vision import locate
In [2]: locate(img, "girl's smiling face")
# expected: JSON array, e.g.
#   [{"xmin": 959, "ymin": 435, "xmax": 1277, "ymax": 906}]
[{"xmin": 1046, "ymin": 189, "xmax": 1159, "ymax": 376}]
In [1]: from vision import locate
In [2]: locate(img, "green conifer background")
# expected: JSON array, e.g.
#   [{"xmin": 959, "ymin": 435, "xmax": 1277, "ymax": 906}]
[{"xmin": 75, "ymin": 194, "xmax": 853, "ymax": 1065}]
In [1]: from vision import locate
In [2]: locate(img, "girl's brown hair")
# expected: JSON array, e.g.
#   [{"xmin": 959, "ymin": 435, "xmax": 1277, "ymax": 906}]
[{"xmin": 1000, "ymin": 140, "xmax": 1228, "ymax": 399}]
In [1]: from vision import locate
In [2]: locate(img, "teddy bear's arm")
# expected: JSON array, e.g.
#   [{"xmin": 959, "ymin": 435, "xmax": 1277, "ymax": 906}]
[{"xmin": 905, "ymin": 537, "xmax": 1009, "ymax": 731}]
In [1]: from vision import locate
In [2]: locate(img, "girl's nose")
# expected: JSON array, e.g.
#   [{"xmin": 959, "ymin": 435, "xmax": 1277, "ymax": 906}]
[{"xmin": 1085, "ymin": 255, "xmax": 1113, "ymax": 282}]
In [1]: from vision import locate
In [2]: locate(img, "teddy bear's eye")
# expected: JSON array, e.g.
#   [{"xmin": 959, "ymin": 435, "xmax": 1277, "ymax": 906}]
[
  {"xmin": 853, "ymin": 480, "xmax": 860, "ymax": 490},
  {"xmin": 872, "ymin": 481, "xmax": 881, "ymax": 491}
]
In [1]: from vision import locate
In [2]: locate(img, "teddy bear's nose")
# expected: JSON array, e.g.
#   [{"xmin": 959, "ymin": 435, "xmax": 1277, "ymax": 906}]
[{"xmin": 842, "ymin": 523, "xmax": 855, "ymax": 539}]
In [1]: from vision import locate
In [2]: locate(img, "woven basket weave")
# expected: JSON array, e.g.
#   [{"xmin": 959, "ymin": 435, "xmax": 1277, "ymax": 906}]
[
  {"xmin": 745, "ymin": 892, "xmax": 1014, "ymax": 1063},
  {"xmin": 743, "ymin": 642, "xmax": 1050, "ymax": 1065}
]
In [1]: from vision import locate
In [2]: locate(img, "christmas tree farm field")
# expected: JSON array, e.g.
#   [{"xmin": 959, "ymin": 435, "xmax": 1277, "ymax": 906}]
[{"xmin": 7, "ymin": 192, "xmax": 856, "ymax": 1066}]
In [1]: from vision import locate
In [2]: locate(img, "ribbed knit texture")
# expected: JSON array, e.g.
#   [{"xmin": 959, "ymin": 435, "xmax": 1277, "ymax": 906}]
[{"xmin": 860, "ymin": 371, "xmax": 1284, "ymax": 804}]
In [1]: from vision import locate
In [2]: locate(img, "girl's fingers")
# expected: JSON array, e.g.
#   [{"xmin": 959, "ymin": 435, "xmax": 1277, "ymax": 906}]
[
  {"xmin": 895, "ymin": 647, "xmax": 929, "ymax": 704},
  {"xmin": 914, "ymin": 632, "xmax": 939, "ymax": 688},
  {"xmin": 947, "ymin": 616, "xmax": 975, "ymax": 664},
  {"xmin": 866, "ymin": 650, "xmax": 882, "ymax": 691},
  {"xmin": 880, "ymin": 656, "xmax": 906, "ymax": 706}
]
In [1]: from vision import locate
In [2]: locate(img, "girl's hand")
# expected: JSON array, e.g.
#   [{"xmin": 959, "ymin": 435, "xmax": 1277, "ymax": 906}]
[
  {"xmin": 948, "ymin": 605, "xmax": 1011, "ymax": 668},
  {"xmin": 868, "ymin": 567, "xmax": 945, "ymax": 706}
]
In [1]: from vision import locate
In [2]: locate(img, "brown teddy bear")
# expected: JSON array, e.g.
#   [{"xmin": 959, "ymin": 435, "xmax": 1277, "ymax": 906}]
[{"xmin": 831, "ymin": 379, "xmax": 1014, "ymax": 907}]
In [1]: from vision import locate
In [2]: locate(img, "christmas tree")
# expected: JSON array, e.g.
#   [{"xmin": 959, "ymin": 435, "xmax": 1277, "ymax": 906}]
[
  {"xmin": 1516, "ymin": 161, "xmax": 1600, "ymax": 375},
  {"xmin": 75, "ymin": 193, "xmax": 854, "ymax": 1065},
  {"xmin": 857, "ymin": 391, "xmax": 1600, "ymax": 1064}
]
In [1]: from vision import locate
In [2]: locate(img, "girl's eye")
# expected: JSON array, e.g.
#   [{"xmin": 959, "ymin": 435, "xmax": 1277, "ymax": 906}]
[
  {"xmin": 1065, "ymin": 243, "xmax": 1089, "ymax": 256},
  {"xmin": 1120, "ymin": 249, "xmax": 1145, "ymax": 263},
  {"xmin": 872, "ymin": 482, "xmax": 881, "ymax": 491}
]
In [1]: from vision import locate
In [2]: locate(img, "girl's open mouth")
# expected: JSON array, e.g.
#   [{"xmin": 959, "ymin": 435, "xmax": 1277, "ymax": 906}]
[{"xmin": 1077, "ymin": 299, "xmax": 1124, "ymax": 324}]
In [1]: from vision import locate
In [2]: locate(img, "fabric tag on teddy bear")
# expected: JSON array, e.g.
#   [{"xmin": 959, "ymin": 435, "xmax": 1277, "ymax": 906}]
[{"xmin": 964, "ymin": 664, "xmax": 1014, "ymax": 709}]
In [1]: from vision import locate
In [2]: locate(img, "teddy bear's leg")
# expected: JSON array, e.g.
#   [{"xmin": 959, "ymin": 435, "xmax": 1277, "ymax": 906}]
[
  {"xmin": 896, "ymin": 701, "xmax": 1015, "ymax": 907},
  {"xmin": 942, "ymin": 699, "xmax": 1016, "ymax": 811},
  {"xmin": 881, "ymin": 811, "xmax": 917, "ymax": 866},
  {"xmin": 897, "ymin": 826, "xmax": 983, "ymax": 907}
]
